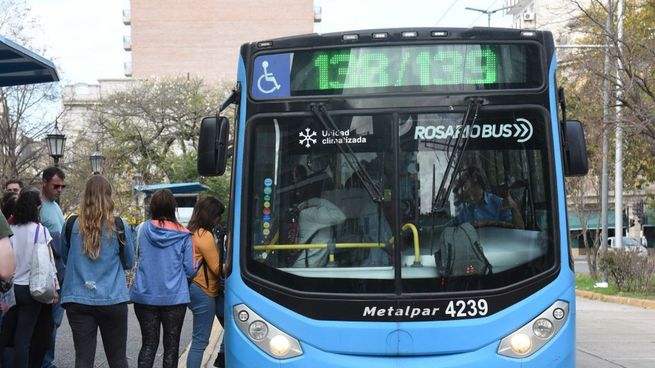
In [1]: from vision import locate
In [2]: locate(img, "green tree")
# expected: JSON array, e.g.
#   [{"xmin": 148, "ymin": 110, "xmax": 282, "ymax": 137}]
[
  {"xmin": 567, "ymin": 0, "xmax": 655, "ymax": 186},
  {"xmin": 562, "ymin": 0, "xmax": 655, "ymax": 276},
  {"xmin": 82, "ymin": 77, "xmax": 234, "ymax": 214}
]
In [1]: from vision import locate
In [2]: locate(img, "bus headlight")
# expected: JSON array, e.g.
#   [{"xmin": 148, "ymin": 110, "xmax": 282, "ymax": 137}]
[
  {"xmin": 509, "ymin": 333, "xmax": 532, "ymax": 355},
  {"xmin": 248, "ymin": 320, "xmax": 268, "ymax": 340},
  {"xmin": 269, "ymin": 335, "xmax": 292, "ymax": 356},
  {"xmin": 498, "ymin": 300, "xmax": 568, "ymax": 358},
  {"xmin": 234, "ymin": 304, "xmax": 303, "ymax": 359},
  {"xmin": 533, "ymin": 318, "xmax": 554, "ymax": 339}
]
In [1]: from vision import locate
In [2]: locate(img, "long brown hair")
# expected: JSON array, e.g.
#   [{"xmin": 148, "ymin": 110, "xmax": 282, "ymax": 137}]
[
  {"xmin": 78, "ymin": 175, "xmax": 115, "ymax": 259},
  {"xmin": 149, "ymin": 189, "xmax": 181, "ymax": 226},
  {"xmin": 187, "ymin": 196, "xmax": 225, "ymax": 233}
]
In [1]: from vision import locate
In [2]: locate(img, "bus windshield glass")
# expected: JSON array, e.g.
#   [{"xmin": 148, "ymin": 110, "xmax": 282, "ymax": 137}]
[
  {"xmin": 251, "ymin": 43, "xmax": 543, "ymax": 98},
  {"xmin": 246, "ymin": 108, "xmax": 555, "ymax": 294}
]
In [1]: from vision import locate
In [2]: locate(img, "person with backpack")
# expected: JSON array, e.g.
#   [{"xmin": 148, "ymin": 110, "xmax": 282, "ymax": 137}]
[
  {"xmin": 59, "ymin": 175, "xmax": 135, "ymax": 368},
  {"xmin": 186, "ymin": 196, "xmax": 226, "ymax": 368},
  {"xmin": 130, "ymin": 189, "xmax": 195, "ymax": 368}
]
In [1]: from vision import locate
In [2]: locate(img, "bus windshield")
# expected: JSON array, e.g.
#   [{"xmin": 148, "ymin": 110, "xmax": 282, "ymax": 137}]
[{"xmin": 245, "ymin": 107, "xmax": 556, "ymax": 294}]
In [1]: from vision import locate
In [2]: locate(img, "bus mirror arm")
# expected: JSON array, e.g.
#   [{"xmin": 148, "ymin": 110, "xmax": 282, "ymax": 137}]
[{"xmin": 219, "ymin": 82, "xmax": 241, "ymax": 114}]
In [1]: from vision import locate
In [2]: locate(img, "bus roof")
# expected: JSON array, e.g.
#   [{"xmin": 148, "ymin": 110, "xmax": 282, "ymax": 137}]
[{"xmin": 247, "ymin": 27, "xmax": 552, "ymax": 50}]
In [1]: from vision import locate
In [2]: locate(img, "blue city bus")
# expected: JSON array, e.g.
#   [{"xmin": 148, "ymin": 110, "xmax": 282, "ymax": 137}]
[{"xmin": 198, "ymin": 27, "xmax": 588, "ymax": 367}]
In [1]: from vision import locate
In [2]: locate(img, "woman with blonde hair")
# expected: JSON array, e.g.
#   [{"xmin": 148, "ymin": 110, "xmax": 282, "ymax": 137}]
[{"xmin": 60, "ymin": 175, "xmax": 135, "ymax": 368}]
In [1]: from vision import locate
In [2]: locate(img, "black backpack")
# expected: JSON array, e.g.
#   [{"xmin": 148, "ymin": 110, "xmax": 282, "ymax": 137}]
[
  {"xmin": 64, "ymin": 215, "xmax": 129, "ymax": 268},
  {"xmin": 434, "ymin": 223, "xmax": 492, "ymax": 277}
]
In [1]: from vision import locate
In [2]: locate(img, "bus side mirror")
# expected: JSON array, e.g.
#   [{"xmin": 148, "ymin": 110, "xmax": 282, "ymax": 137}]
[
  {"xmin": 198, "ymin": 116, "xmax": 229, "ymax": 176},
  {"xmin": 564, "ymin": 120, "xmax": 588, "ymax": 177}
]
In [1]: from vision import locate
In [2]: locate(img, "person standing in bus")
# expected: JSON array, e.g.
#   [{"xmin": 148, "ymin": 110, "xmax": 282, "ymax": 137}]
[
  {"xmin": 292, "ymin": 197, "xmax": 345, "ymax": 268},
  {"xmin": 186, "ymin": 196, "xmax": 226, "ymax": 368},
  {"xmin": 130, "ymin": 189, "xmax": 195, "ymax": 368},
  {"xmin": 60, "ymin": 175, "xmax": 135, "ymax": 368},
  {"xmin": 454, "ymin": 167, "xmax": 525, "ymax": 229}
]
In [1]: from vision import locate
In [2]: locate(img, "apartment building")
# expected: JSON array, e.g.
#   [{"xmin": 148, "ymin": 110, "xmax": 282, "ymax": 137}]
[
  {"xmin": 123, "ymin": 0, "xmax": 314, "ymax": 82},
  {"xmin": 62, "ymin": 0, "xmax": 313, "ymax": 147}
]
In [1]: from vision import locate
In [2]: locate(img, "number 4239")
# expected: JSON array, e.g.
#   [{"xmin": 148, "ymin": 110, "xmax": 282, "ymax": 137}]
[{"xmin": 445, "ymin": 299, "xmax": 489, "ymax": 318}]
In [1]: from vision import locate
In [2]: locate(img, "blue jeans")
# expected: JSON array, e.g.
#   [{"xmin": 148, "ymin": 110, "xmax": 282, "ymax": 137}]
[
  {"xmin": 42, "ymin": 302, "xmax": 64, "ymax": 368},
  {"xmin": 186, "ymin": 283, "xmax": 224, "ymax": 368}
]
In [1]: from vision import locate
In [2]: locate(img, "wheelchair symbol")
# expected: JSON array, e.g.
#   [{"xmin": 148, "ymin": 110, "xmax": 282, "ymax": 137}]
[{"xmin": 257, "ymin": 61, "xmax": 281, "ymax": 94}]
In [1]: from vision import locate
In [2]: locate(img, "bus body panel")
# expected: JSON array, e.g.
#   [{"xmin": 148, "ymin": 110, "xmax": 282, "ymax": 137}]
[
  {"xmin": 224, "ymin": 268, "xmax": 574, "ymax": 357},
  {"xmin": 223, "ymin": 287, "xmax": 575, "ymax": 367},
  {"xmin": 223, "ymin": 29, "xmax": 577, "ymax": 367}
]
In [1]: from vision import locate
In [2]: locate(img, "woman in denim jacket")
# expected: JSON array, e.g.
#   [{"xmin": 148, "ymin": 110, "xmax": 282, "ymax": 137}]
[{"xmin": 60, "ymin": 175, "xmax": 135, "ymax": 368}]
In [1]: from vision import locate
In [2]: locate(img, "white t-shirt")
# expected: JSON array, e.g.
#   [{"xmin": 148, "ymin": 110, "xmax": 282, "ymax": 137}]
[{"xmin": 10, "ymin": 222, "xmax": 53, "ymax": 285}]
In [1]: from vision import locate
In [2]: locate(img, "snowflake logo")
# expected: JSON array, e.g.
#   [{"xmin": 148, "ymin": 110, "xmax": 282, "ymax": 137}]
[{"xmin": 299, "ymin": 128, "xmax": 317, "ymax": 148}]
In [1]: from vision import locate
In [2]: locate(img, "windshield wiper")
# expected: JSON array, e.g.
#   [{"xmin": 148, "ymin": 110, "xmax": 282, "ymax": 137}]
[
  {"xmin": 432, "ymin": 100, "xmax": 482, "ymax": 212},
  {"xmin": 310, "ymin": 103, "xmax": 384, "ymax": 203}
]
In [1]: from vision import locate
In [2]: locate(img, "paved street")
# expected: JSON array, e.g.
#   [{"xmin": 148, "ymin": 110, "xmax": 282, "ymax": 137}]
[
  {"xmin": 43, "ymin": 295, "xmax": 655, "ymax": 367},
  {"xmin": 576, "ymin": 296, "xmax": 655, "ymax": 367},
  {"xmin": 51, "ymin": 304, "xmax": 193, "ymax": 367}
]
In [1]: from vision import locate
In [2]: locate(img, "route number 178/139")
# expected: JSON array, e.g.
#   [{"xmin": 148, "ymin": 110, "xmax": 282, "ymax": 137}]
[{"xmin": 445, "ymin": 299, "xmax": 489, "ymax": 318}]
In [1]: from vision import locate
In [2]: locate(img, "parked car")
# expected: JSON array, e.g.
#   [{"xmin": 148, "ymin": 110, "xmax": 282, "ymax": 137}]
[{"xmin": 607, "ymin": 236, "xmax": 649, "ymax": 257}]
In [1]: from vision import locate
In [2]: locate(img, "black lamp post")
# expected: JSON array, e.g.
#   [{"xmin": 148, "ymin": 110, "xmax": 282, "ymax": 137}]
[
  {"xmin": 45, "ymin": 121, "xmax": 66, "ymax": 167},
  {"xmin": 89, "ymin": 144, "xmax": 105, "ymax": 175}
]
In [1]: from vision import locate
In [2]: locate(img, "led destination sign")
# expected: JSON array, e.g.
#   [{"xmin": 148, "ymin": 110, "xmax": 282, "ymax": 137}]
[{"xmin": 251, "ymin": 43, "xmax": 542, "ymax": 98}]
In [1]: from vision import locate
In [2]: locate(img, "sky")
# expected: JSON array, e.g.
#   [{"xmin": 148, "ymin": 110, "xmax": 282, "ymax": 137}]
[{"xmin": 22, "ymin": 0, "xmax": 513, "ymax": 85}]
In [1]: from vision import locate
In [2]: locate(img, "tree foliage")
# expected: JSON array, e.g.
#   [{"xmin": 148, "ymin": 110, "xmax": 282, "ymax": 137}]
[
  {"xmin": 565, "ymin": 0, "xmax": 655, "ymax": 186},
  {"xmin": 562, "ymin": 0, "xmax": 655, "ymax": 276},
  {"xmin": 83, "ymin": 77, "xmax": 234, "ymax": 214}
]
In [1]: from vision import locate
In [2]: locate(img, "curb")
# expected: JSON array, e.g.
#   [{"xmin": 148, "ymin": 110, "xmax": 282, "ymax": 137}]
[
  {"xmin": 178, "ymin": 320, "xmax": 224, "ymax": 368},
  {"xmin": 575, "ymin": 290, "xmax": 655, "ymax": 309}
]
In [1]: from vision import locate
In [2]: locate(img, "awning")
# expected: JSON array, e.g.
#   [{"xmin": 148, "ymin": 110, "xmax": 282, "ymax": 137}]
[
  {"xmin": 0, "ymin": 35, "xmax": 59, "ymax": 86},
  {"xmin": 568, "ymin": 209, "xmax": 627, "ymax": 231},
  {"xmin": 136, "ymin": 182, "xmax": 210, "ymax": 194}
]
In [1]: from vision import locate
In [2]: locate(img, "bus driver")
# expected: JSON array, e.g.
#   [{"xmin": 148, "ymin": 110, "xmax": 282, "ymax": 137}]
[{"xmin": 454, "ymin": 167, "xmax": 525, "ymax": 229}]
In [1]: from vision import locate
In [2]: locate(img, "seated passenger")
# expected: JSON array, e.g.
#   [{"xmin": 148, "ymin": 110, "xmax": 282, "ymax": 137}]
[
  {"xmin": 454, "ymin": 167, "xmax": 525, "ymax": 229},
  {"xmin": 292, "ymin": 197, "xmax": 346, "ymax": 267}
]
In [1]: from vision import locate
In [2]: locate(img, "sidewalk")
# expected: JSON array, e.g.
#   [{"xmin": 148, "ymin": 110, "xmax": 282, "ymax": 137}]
[
  {"xmin": 178, "ymin": 320, "xmax": 224, "ymax": 368},
  {"xmin": 575, "ymin": 290, "xmax": 655, "ymax": 309}
]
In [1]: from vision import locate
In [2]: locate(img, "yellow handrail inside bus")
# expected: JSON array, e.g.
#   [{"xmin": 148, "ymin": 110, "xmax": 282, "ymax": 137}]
[
  {"xmin": 401, "ymin": 223, "xmax": 421, "ymax": 266},
  {"xmin": 254, "ymin": 242, "xmax": 385, "ymax": 267},
  {"xmin": 255, "ymin": 223, "xmax": 420, "ymax": 266},
  {"xmin": 253, "ymin": 243, "xmax": 385, "ymax": 251}
]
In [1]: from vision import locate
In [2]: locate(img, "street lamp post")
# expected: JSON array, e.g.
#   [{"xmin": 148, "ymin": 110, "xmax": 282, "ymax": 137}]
[
  {"xmin": 89, "ymin": 144, "xmax": 105, "ymax": 175},
  {"xmin": 465, "ymin": 6, "xmax": 512, "ymax": 27},
  {"xmin": 45, "ymin": 121, "xmax": 66, "ymax": 167}
]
